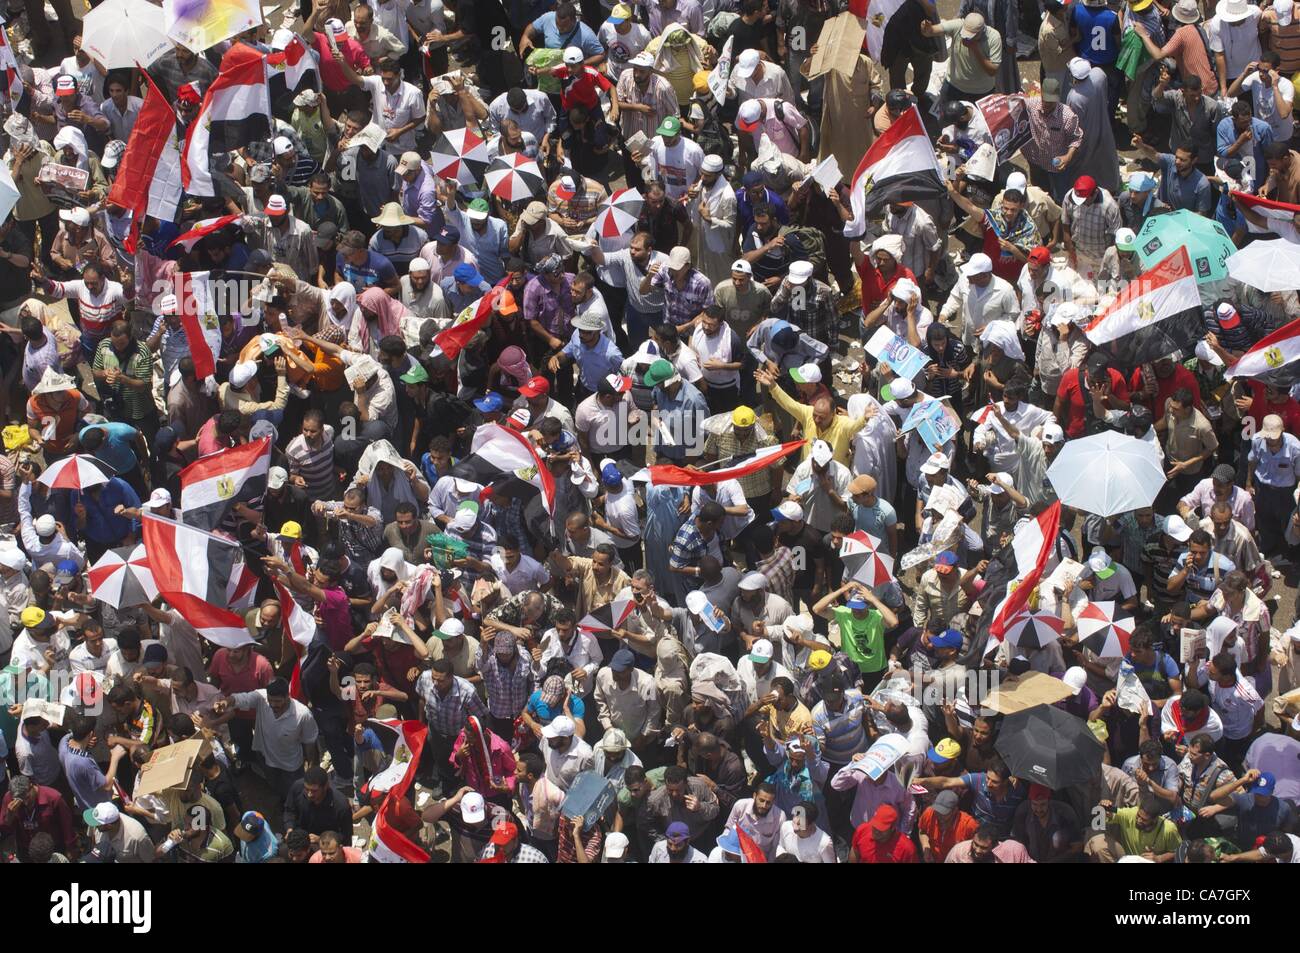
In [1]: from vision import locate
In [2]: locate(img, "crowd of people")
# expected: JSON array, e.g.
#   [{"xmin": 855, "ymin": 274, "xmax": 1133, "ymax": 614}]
[{"xmin": 2, "ymin": 0, "xmax": 1300, "ymax": 867}]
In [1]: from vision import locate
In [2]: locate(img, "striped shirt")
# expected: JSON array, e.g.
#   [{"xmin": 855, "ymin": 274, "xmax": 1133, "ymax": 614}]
[
  {"xmin": 47, "ymin": 279, "xmax": 127, "ymax": 344},
  {"xmin": 92, "ymin": 338, "xmax": 154, "ymax": 422},
  {"xmin": 415, "ymin": 671, "xmax": 488, "ymax": 737},
  {"xmin": 811, "ymin": 690, "xmax": 870, "ymax": 765},
  {"xmin": 285, "ymin": 426, "xmax": 337, "ymax": 500}
]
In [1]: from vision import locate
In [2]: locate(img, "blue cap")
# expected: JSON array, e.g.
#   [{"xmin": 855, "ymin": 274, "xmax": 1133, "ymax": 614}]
[
  {"xmin": 741, "ymin": 171, "xmax": 764, "ymax": 188},
  {"xmin": 716, "ymin": 826, "xmax": 742, "ymax": 854},
  {"xmin": 611, "ymin": 648, "xmax": 636, "ymax": 671},
  {"xmin": 437, "ymin": 226, "xmax": 461, "ymax": 244},
  {"xmin": 931, "ymin": 628, "xmax": 963, "ymax": 649},
  {"xmin": 453, "ymin": 262, "xmax": 482, "ymax": 285},
  {"xmin": 240, "ymin": 810, "xmax": 266, "ymax": 834},
  {"xmin": 845, "ymin": 595, "xmax": 868, "ymax": 610},
  {"xmin": 1252, "ymin": 772, "xmax": 1276, "ymax": 796},
  {"xmin": 54, "ymin": 559, "xmax": 79, "ymax": 581},
  {"xmin": 601, "ymin": 463, "xmax": 623, "ymax": 487},
  {"xmin": 474, "ymin": 391, "xmax": 504, "ymax": 413},
  {"xmin": 666, "ymin": 821, "xmax": 691, "ymax": 841},
  {"xmin": 935, "ymin": 551, "xmax": 959, "ymax": 567}
]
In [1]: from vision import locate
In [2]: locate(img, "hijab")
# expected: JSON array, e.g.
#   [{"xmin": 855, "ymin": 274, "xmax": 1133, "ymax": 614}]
[
  {"xmin": 356, "ymin": 286, "xmax": 411, "ymax": 352},
  {"xmin": 327, "ymin": 281, "xmax": 359, "ymax": 331}
]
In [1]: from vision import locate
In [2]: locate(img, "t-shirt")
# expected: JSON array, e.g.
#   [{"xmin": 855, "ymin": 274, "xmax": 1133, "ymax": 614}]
[
  {"xmin": 1108, "ymin": 806, "xmax": 1182, "ymax": 856},
  {"xmin": 939, "ymin": 18, "xmax": 1002, "ymax": 96},
  {"xmin": 337, "ymin": 249, "xmax": 398, "ymax": 290},
  {"xmin": 832, "ymin": 606, "xmax": 886, "ymax": 674},
  {"xmin": 1070, "ymin": 3, "xmax": 1120, "ymax": 65},
  {"xmin": 1242, "ymin": 71, "xmax": 1297, "ymax": 140},
  {"xmin": 851, "ymin": 825, "xmax": 918, "ymax": 862},
  {"xmin": 1056, "ymin": 367, "xmax": 1130, "ymax": 438}
]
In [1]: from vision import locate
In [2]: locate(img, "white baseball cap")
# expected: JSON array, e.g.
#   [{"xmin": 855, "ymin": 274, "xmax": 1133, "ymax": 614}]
[
  {"xmin": 460, "ymin": 791, "xmax": 486, "ymax": 823},
  {"xmin": 920, "ymin": 451, "xmax": 951, "ymax": 475},
  {"xmin": 85, "ymin": 802, "xmax": 121, "ymax": 826},
  {"xmin": 733, "ymin": 48, "xmax": 761, "ymax": 78},
  {"xmin": 788, "ymin": 260, "xmax": 815, "ymax": 285},
  {"xmin": 1040, "ymin": 423, "xmax": 1066, "ymax": 444},
  {"xmin": 542, "ymin": 715, "xmax": 576, "ymax": 738},
  {"xmin": 731, "ymin": 259, "xmax": 753, "ymax": 275},
  {"xmin": 267, "ymin": 466, "xmax": 288, "ymax": 490},
  {"xmin": 1005, "ymin": 171, "xmax": 1028, "ymax": 192},
  {"xmin": 738, "ymin": 571, "xmax": 769, "ymax": 591},
  {"xmin": 145, "ymin": 488, "xmax": 172, "ymax": 510},
  {"xmin": 229, "ymin": 362, "xmax": 258, "ymax": 389},
  {"xmin": 562, "ymin": 45, "xmax": 584, "ymax": 65},
  {"xmin": 749, "ymin": 638, "xmax": 774, "ymax": 662},
  {"xmin": 59, "ymin": 207, "xmax": 90, "ymax": 227},
  {"xmin": 772, "ymin": 500, "xmax": 803, "ymax": 522},
  {"xmin": 272, "ymin": 135, "xmax": 294, "ymax": 156},
  {"xmin": 811, "ymin": 439, "xmax": 833, "ymax": 466},
  {"xmin": 961, "ymin": 253, "xmax": 993, "ymax": 276}
]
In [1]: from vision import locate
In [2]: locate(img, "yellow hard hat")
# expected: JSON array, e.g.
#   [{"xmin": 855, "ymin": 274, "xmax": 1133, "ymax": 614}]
[
  {"xmin": 20, "ymin": 606, "xmax": 46, "ymax": 629},
  {"xmin": 732, "ymin": 405, "xmax": 756, "ymax": 428},
  {"xmin": 280, "ymin": 521, "xmax": 303, "ymax": 540}
]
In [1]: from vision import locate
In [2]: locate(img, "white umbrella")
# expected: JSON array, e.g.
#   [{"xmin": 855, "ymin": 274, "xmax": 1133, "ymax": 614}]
[
  {"xmin": 1225, "ymin": 238, "xmax": 1300, "ymax": 293},
  {"xmin": 1047, "ymin": 431, "xmax": 1166, "ymax": 517},
  {"xmin": 0, "ymin": 161, "xmax": 18, "ymax": 225},
  {"xmin": 81, "ymin": 0, "xmax": 173, "ymax": 69}
]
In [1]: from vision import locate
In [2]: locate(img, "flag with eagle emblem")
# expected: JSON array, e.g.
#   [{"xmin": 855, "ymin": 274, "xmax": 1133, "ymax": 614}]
[
  {"xmin": 862, "ymin": 0, "xmax": 906, "ymax": 60},
  {"xmin": 1225, "ymin": 316, "xmax": 1300, "ymax": 388},
  {"xmin": 845, "ymin": 105, "xmax": 945, "ymax": 237},
  {"xmin": 1083, "ymin": 247, "xmax": 1203, "ymax": 370}
]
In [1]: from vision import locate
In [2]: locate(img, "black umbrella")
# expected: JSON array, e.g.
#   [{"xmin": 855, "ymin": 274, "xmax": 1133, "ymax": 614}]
[{"xmin": 994, "ymin": 705, "xmax": 1105, "ymax": 790}]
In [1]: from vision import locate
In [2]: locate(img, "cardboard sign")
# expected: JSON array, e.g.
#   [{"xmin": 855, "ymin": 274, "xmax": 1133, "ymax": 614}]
[
  {"xmin": 36, "ymin": 162, "xmax": 89, "ymax": 192},
  {"xmin": 982, "ymin": 671, "xmax": 1074, "ymax": 715},
  {"xmin": 134, "ymin": 737, "xmax": 211, "ymax": 798}
]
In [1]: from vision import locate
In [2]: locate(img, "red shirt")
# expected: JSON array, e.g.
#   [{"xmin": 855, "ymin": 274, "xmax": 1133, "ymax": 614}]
[
  {"xmin": 916, "ymin": 807, "xmax": 979, "ymax": 862},
  {"xmin": 1128, "ymin": 364, "xmax": 1203, "ymax": 418},
  {"xmin": 210, "ymin": 649, "xmax": 275, "ymax": 719},
  {"xmin": 312, "ymin": 32, "xmax": 371, "ymax": 92},
  {"xmin": 555, "ymin": 64, "xmax": 611, "ymax": 112},
  {"xmin": 851, "ymin": 825, "xmax": 918, "ymax": 863},
  {"xmin": 1056, "ymin": 367, "xmax": 1131, "ymax": 438},
  {"xmin": 1245, "ymin": 380, "xmax": 1300, "ymax": 437},
  {"xmin": 857, "ymin": 258, "xmax": 916, "ymax": 314}
]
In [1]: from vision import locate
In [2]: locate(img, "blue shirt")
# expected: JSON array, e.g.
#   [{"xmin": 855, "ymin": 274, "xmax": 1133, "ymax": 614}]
[
  {"xmin": 652, "ymin": 379, "xmax": 709, "ymax": 463},
  {"xmin": 336, "ymin": 249, "xmax": 398, "ymax": 290},
  {"xmin": 79, "ymin": 422, "xmax": 139, "ymax": 476},
  {"xmin": 1157, "ymin": 153, "xmax": 1213, "ymax": 215},
  {"xmin": 735, "ymin": 187, "xmax": 790, "ymax": 232},
  {"xmin": 960, "ymin": 771, "xmax": 1027, "ymax": 837},
  {"xmin": 439, "ymin": 276, "xmax": 493, "ymax": 313},
  {"xmin": 530, "ymin": 12, "xmax": 603, "ymax": 58},
  {"xmin": 1248, "ymin": 432, "xmax": 1300, "ymax": 486},
  {"xmin": 562, "ymin": 331, "xmax": 624, "ymax": 391},
  {"xmin": 524, "ymin": 690, "xmax": 586, "ymax": 724},
  {"xmin": 1070, "ymin": 3, "xmax": 1120, "ymax": 65},
  {"xmin": 447, "ymin": 209, "xmax": 510, "ymax": 285},
  {"xmin": 73, "ymin": 477, "xmax": 141, "ymax": 545},
  {"xmin": 1215, "ymin": 116, "xmax": 1273, "ymax": 185},
  {"xmin": 850, "ymin": 498, "xmax": 899, "ymax": 551},
  {"xmin": 239, "ymin": 827, "xmax": 281, "ymax": 863},
  {"xmin": 59, "ymin": 736, "xmax": 110, "ymax": 812}
]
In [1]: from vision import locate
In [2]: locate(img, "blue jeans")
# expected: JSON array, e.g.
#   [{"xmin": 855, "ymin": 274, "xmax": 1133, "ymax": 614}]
[{"xmin": 625, "ymin": 302, "xmax": 660, "ymax": 350}]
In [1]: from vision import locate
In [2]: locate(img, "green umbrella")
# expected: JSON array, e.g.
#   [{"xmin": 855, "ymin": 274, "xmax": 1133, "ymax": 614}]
[{"xmin": 1135, "ymin": 209, "xmax": 1235, "ymax": 283}]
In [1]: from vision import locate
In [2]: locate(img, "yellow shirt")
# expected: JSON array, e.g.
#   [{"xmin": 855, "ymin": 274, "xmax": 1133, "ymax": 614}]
[
  {"xmin": 768, "ymin": 383, "xmax": 868, "ymax": 466},
  {"xmin": 766, "ymin": 700, "xmax": 813, "ymax": 741}
]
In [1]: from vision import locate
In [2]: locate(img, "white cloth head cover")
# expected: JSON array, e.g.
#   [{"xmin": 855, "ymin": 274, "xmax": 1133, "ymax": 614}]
[{"xmin": 979, "ymin": 320, "xmax": 1025, "ymax": 362}]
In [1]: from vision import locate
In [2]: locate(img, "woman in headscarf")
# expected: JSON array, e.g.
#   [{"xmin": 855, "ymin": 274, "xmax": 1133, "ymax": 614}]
[
  {"xmin": 647, "ymin": 23, "xmax": 712, "ymax": 106},
  {"xmin": 975, "ymin": 320, "xmax": 1027, "ymax": 407},
  {"xmin": 486, "ymin": 345, "xmax": 533, "ymax": 404},
  {"xmin": 354, "ymin": 454, "xmax": 430, "ymax": 525},
  {"xmin": 643, "ymin": 483, "xmax": 689, "ymax": 601},
  {"xmin": 354, "ymin": 286, "xmax": 412, "ymax": 354},
  {"xmin": 51, "ymin": 126, "xmax": 107, "ymax": 203},
  {"xmin": 367, "ymin": 546, "xmax": 416, "ymax": 608},
  {"xmin": 1033, "ymin": 302, "xmax": 1090, "ymax": 407}
]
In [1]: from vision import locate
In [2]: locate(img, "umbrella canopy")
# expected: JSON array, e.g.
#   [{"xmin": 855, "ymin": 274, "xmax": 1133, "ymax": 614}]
[
  {"xmin": 1047, "ymin": 430, "xmax": 1166, "ymax": 516},
  {"xmin": 1074, "ymin": 600, "xmax": 1133, "ymax": 658},
  {"xmin": 1136, "ymin": 209, "xmax": 1235, "ymax": 283},
  {"xmin": 594, "ymin": 187, "xmax": 644, "ymax": 239},
  {"xmin": 163, "ymin": 0, "xmax": 262, "ymax": 53},
  {"xmin": 82, "ymin": 0, "xmax": 172, "ymax": 68},
  {"xmin": 484, "ymin": 153, "xmax": 545, "ymax": 203},
  {"xmin": 1225, "ymin": 238, "xmax": 1300, "ymax": 293},
  {"xmin": 38, "ymin": 454, "xmax": 114, "ymax": 491},
  {"xmin": 996, "ymin": 705, "xmax": 1106, "ymax": 789},
  {"xmin": 1002, "ymin": 609, "xmax": 1064, "ymax": 650},
  {"xmin": 86, "ymin": 544, "xmax": 158, "ymax": 608},
  {"xmin": 839, "ymin": 531, "xmax": 895, "ymax": 587},
  {"xmin": 1244, "ymin": 733, "xmax": 1300, "ymax": 802},
  {"xmin": 0, "ymin": 162, "xmax": 18, "ymax": 225},
  {"xmin": 429, "ymin": 128, "xmax": 490, "ymax": 186}
]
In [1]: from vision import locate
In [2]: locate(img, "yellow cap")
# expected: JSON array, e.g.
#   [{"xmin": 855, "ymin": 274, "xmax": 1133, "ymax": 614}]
[
  {"xmin": 1128, "ymin": 0, "xmax": 1154, "ymax": 9},
  {"xmin": 612, "ymin": 2, "xmax": 633, "ymax": 18},
  {"xmin": 732, "ymin": 405, "xmax": 756, "ymax": 428},
  {"xmin": 280, "ymin": 521, "xmax": 303, "ymax": 540},
  {"xmin": 808, "ymin": 649, "xmax": 832, "ymax": 671},
  {"xmin": 20, "ymin": 606, "xmax": 46, "ymax": 629},
  {"xmin": 930, "ymin": 737, "xmax": 962, "ymax": 761},
  {"xmin": 693, "ymin": 70, "xmax": 711, "ymax": 95}
]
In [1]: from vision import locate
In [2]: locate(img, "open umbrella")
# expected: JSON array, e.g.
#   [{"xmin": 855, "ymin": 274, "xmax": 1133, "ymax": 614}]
[
  {"xmin": 429, "ymin": 128, "xmax": 490, "ymax": 186},
  {"xmin": 1244, "ymin": 732, "xmax": 1300, "ymax": 802},
  {"xmin": 1225, "ymin": 238, "xmax": 1300, "ymax": 293},
  {"xmin": 1047, "ymin": 430, "xmax": 1166, "ymax": 516},
  {"xmin": 1136, "ymin": 209, "xmax": 1235, "ymax": 283},
  {"xmin": 82, "ymin": 0, "xmax": 172, "ymax": 68},
  {"xmin": 484, "ymin": 153, "xmax": 545, "ymax": 203},
  {"xmin": 0, "ymin": 161, "xmax": 18, "ymax": 225},
  {"xmin": 593, "ymin": 187, "xmax": 644, "ymax": 239},
  {"xmin": 163, "ymin": 0, "xmax": 262, "ymax": 53},
  {"xmin": 1074, "ymin": 600, "xmax": 1133, "ymax": 658},
  {"xmin": 38, "ymin": 454, "xmax": 114, "ymax": 491},
  {"xmin": 86, "ymin": 544, "xmax": 158, "ymax": 608},
  {"xmin": 839, "ymin": 530, "xmax": 895, "ymax": 587},
  {"xmin": 995, "ymin": 705, "xmax": 1106, "ymax": 789},
  {"xmin": 1002, "ymin": 609, "xmax": 1064, "ymax": 650}
]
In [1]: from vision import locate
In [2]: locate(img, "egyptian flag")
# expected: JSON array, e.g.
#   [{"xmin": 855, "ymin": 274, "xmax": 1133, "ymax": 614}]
[
  {"xmin": 1225, "ymin": 316, "xmax": 1300, "ymax": 389},
  {"xmin": 141, "ymin": 514, "xmax": 255, "ymax": 646},
  {"xmin": 108, "ymin": 68, "xmax": 182, "ymax": 253},
  {"xmin": 579, "ymin": 597, "xmax": 637, "ymax": 635},
  {"xmin": 989, "ymin": 501, "xmax": 1061, "ymax": 639},
  {"xmin": 266, "ymin": 33, "xmax": 319, "ymax": 101},
  {"xmin": 274, "ymin": 577, "xmax": 317, "ymax": 703},
  {"xmin": 862, "ymin": 0, "xmax": 907, "ymax": 61},
  {"xmin": 1083, "ymin": 247, "xmax": 1203, "ymax": 371},
  {"xmin": 1231, "ymin": 191, "xmax": 1300, "ymax": 240},
  {"xmin": 167, "ymin": 214, "xmax": 243, "ymax": 255},
  {"xmin": 0, "ymin": 16, "xmax": 21, "ymax": 109},
  {"xmin": 364, "ymin": 719, "xmax": 426, "ymax": 795},
  {"xmin": 845, "ymin": 105, "xmax": 945, "ymax": 237},
  {"xmin": 648, "ymin": 440, "xmax": 806, "ymax": 487},
  {"xmin": 736, "ymin": 825, "xmax": 768, "ymax": 864},
  {"xmin": 173, "ymin": 271, "xmax": 222, "ymax": 380},
  {"xmin": 182, "ymin": 43, "xmax": 272, "ymax": 197},
  {"xmin": 366, "ymin": 721, "xmax": 429, "ymax": 863},
  {"xmin": 432, "ymin": 287, "xmax": 510, "ymax": 361},
  {"xmin": 470, "ymin": 424, "xmax": 557, "ymax": 516},
  {"xmin": 178, "ymin": 436, "xmax": 273, "ymax": 531}
]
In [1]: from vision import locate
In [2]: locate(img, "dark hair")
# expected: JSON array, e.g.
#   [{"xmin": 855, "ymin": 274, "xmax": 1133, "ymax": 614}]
[
  {"xmin": 624, "ymin": 765, "xmax": 647, "ymax": 786},
  {"xmin": 1188, "ymin": 732, "xmax": 1216, "ymax": 752},
  {"xmin": 79, "ymin": 427, "xmax": 105, "ymax": 452},
  {"xmin": 985, "ymin": 756, "xmax": 1010, "ymax": 780},
  {"xmin": 65, "ymin": 712, "xmax": 95, "ymax": 741},
  {"xmin": 28, "ymin": 832, "xmax": 56, "ymax": 863},
  {"xmin": 663, "ymin": 765, "xmax": 688, "ymax": 785},
  {"xmin": 1138, "ymin": 739, "xmax": 1163, "ymax": 759},
  {"xmin": 1260, "ymin": 50, "xmax": 1282, "ymax": 68},
  {"xmin": 304, "ymin": 765, "xmax": 329, "ymax": 787},
  {"xmin": 770, "ymin": 676, "xmax": 796, "ymax": 696},
  {"xmin": 518, "ymin": 751, "xmax": 544, "ymax": 778},
  {"xmin": 973, "ymin": 822, "xmax": 1001, "ymax": 844},
  {"xmin": 754, "ymin": 781, "xmax": 778, "ymax": 798},
  {"xmin": 1184, "ymin": 75, "xmax": 1203, "ymax": 92},
  {"xmin": 553, "ymin": 606, "xmax": 576, "ymax": 625},
  {"xmin": 1183, "ymin": 838, "xmax": 1217, "ymax": 863},
  {"xmin": 107, "ymin": 683, "xmax": 136, "ymax": 706},
  {"xmin": 1180, "ymin": 688, "xmax": 1207, "ymax": 714},
  {"xmin": 166, "ymin": 712, "xmax": 196, "ymax": 738},
  {"xmin": 1002, "ymin": 188, "xmax": 1025, "ymax": 204},
  {"xmin": 830, "ymin": 513, "xmax": 855, "ymax": 535},
  {"xmin": 751, "ymin": 201, "xmax": 773, "ymax": 219},
  {"xmin": 1210, "ymin": 651, "xmax": 1238, "ymax": 679},
  {"xmin": 1189, "ymin": 529, "xmax": 1213, "ymax": 548},
  {"xmin": 697, "ymin": 501, "xmax": 725, "ymax": 523},
  {"xmin": 1264, "ymin": 140, "xmax": 1292, "ymax": 161},
  {"xmin": 1263, "ymin": 831, "xmax": 1294, "ymax": 858},
  {"xmin": 556, "ymin": 1, "xmax": 577, "ymax": 17},
  {"xmin": 430, "ymin": 658, "xmax": 453, "ymax": 675},
  {"xmin": 395, "ymin": 501, "xmax": 418, "ymax": 518},
  {"xmin": 1129, "ymin": 626, "xmax": 1156, "ymax": 653},
  {"xmin": 1170, "ymin": 387, "xmax": 1194, "ymax": 407},
  {"xmin": 217, "ymin": 410, "xmax": 243, "ymax": 435},
  {"xmin": 20, "ymin": 316, "xmax": 42, "ymax": 340},
  {"xmin": 353, "ymin": 662, "xmax": 377, "ymax": 678},
  {"xmin": 377, "ymin": 58, "xmax": 400, "ymax": 73}
]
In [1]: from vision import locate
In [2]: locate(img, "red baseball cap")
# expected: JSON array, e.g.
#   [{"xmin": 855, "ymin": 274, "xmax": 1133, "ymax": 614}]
[
  {"xmin": 1028, "ymin": 246, "xmax": 1051, "ymax": 266},
  {"xmin": 519, "ymin": 375, "xmax": 549, "ymax": 398},
  {"xmin": 1028, "ymin": 783, "xmax": 1052, "ymax": 801},
  {"xmin": 1071, "ymin": 175, "xmax": 1097, "ymax": 203},
  {"xmin": 1216, "ymin": 302, "xmax": 1242, "ymax": 330},
  {"xmin": 870, "ymin": 804, "xmax": 900, "ymax": 831}
]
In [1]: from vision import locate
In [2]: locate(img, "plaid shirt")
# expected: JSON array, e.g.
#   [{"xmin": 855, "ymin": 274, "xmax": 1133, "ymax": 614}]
[
  {"xmin": 651, "ymin": 267, "xmax": 715, "ymax": 327},
  {"xmin": 547, "ymin": 176, "xmax": 608, "ymax": 228},
  {"xmin": 416, "ymin": 671, "xmax": 488, "ymax": 737},
  {"xmin": 703, "ymin": 428, "xmax": 777, "ymax": 497},
  {"xmin": 339, "ymin": 506, "xmax": 385, "ymax": 564},
  {"xmin": 756, "ymin": 545, "xmax": 797, "ymax": 606},
  {"xmin": 771, "ymin": 278, "xmax": 837, "ymax": 347},
  {"xmin": 669, "ymin": 519, "xmax": 711, "ymax": 570},
  {"xmin": 1062, "ymin": 190, "xmax": 1122, "ymax": 261},
  {"xmin": 481, "ymin": 842, "xmax": 550, "ymax": 862},
  {"xmin": 475, "ymin": 645, "xmax": 535, "ymax": 719}
]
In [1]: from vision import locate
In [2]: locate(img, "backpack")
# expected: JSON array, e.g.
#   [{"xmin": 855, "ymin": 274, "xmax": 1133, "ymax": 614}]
[
  {"xmin": 694, "ymin": 100, "xmax": 734, "ymax": 163},
  {"xmin": 779, "ymin": 224, "xmax": 826, "ymax": 273}
]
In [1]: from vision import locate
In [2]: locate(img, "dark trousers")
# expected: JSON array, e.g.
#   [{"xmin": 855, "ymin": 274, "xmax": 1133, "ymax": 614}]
[
  {"xmin": 703, "ymin": 382, "xmax": 741, "ymax": 416},
  {"xmin": 313, "ymin": 706, "xmax": 355, "ymax": 782},
  {"xmin": 889, "ymin": 52, "xmax": 934, "ymax": 101},
  {"xmin": 1255, "ymin": 482, "xmax": 1296, "ymax": 557},
  {"xmin": 616, "ymin": 543, "xmax": 643, "ymax": 572}
]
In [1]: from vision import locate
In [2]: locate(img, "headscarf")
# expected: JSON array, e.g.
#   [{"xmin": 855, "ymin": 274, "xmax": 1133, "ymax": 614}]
[
  {"xmin": 356, "ymin": 286, "xmax": 410, "ymax": 352},
  {"xmin": 655, "ymin": 636, "xmax": 689, "ymax": 695},
  {"xmin": 367, "ymin": 459, "xmax": 420, "ymax": 521},
  {"xmin": 653, "ymin": 23, "xmax": 703, "ymax": 75},
  {"xmin": 327, "ymin": 282, "xmax": 359, "ymax": 331},
  {"xmin": 869, "ymin": 233, "xmax": 906, "ymax": 264},
  {"xmin": 689, "ymin": 681, "xmax": 731, "ymax": 718},
  {"xmin": 3, "ymin": 114, "xmax": 40, "ymax": 152},
  {"xmin": 496, "ymin": 345, "xmax": 531, "ymax": 385},
  {"xmin": 368, "ymin": 547, "xmax": 414, "ymax": 594},
  {"xmin": 979, "ymin": 319, "xmax": 1025, "ymax": 361},
  {"xmin": 52, "ymin": 126, "xmax": 89, "ymax": 170},
  {"xmin": 20, "ymin": 298, "xmax": 80, "ymax": 367}
]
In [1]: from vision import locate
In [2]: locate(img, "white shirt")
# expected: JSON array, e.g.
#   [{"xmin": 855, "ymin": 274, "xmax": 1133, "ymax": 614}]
[
  {"xmin": 360, "ymin": 75, "xmax": 427, "ymax": 154},
  {"xmin": 690, "ymin": 479, "xmax": 752, "ymax": 541},
  {"xmin": 777, "ymin": 820, "xmax": 837, "ymax": 862},
  {"xmin": 1193, "ymin": 664, "xmax": 1264, "ymax": 740},
  {"xmin": 603, "ymin": 482, "xmax": 642, "ymax": 543},
  {"xmin": 647, "ymin": 135, "xmax": 704, "ymax": 201},
  {"xmin": 543, "ymin": 736, "xmax": 594, "ymax": 792},
  {"xmin": 735, "ymin": 656, "xmax": 792, "ymax": 706},
  {"xmin": 691, "ymin": 323, "xmax": 740, "ymax": 387},
  {"xmin": 599, "ymin": 21, "xmax": 651, "ymax": 78},
  {"xmin": 973, "ymin": 400, "xmax": 1054, "ymax": 472},
  {"xmin": 1242, "ymin": 71, "xmax": 1295, "ymax": 141},
  {"xmin": 491, "ymin": 551, "xmax": 552, "ymax": 595},
  {"xmin": 534, "ymin": 627, "xmax": 603, "ymax": 695},
  {"xmin": 69, "ymin": 637, "xmax": 118, "ymax": 674}
]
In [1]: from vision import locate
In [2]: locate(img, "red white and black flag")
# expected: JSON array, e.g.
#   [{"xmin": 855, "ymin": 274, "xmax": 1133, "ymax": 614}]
[
  {"xmin": 648, "ymin": 440, "xmax": 806, "ymax": 487},
  {"xmin": 845, "ymin": 105, "xmax": 945, "ymax": 236},
  {"xmin": 470, "ymin": 424, "xmax": 557, "ymax": 515},
  {"xmin": 365, "ymin": 720, "xmax": 429, "ymax": 863},
  {"xmin": 106, "ymin": 67, "xmax": 181, "ymax": 252},
  {"xmin": 990, "ymin": 501, "xmax": 1062, "ymax": 639},
  {"xmin": 178, "ymin": 436, "xmax": 273, "ymax": 530},
  {"xmin": 1225, "ymin": 316, "xmax": 1300, "ymax": 389},
  {"xmin": 266, "ymin": 32, "xmax": 319, "ymax": 100},
  {"xmin": 167, "ymin": 214, "xmax": 243, "ymax": 255},
  {"xmin": 579, "ymin": 597, "xmax": 637, "ymax": 634},
  {"xmin": 1083, "ymin": 247, "xmax": 1203, "ymax": 370},
  {"xmin": 182, "ymin": 43, "xmax": 272, "ymax": 197},
  {"xmin": 172, "ymin": 271, "xmax": 222, "ymax": 381},
  {"xmin": 140, "ymin": 513, "xmax": 254, "ymax": 647},
  {"xmin": 1231, "ymin": 191, "xmax": 1300, "ymax": 240}
]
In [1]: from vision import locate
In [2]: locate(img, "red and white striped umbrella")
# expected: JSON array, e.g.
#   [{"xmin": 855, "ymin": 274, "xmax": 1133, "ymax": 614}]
[
  {"xmin": 38, "ymin": 454, "xmax": 114, "ymax": 491},
  {"xmin": 86, "ymin": 544, "xmax": 159, "ymax": 608},
  {"xmin": 1074, "ymin": 600, "xmax": 1133, "ymax": 658},
  {"xmin": 593, "ymin": 187, "xmax": 643, "ymax": 239},
  {"xmin": 428, "ymin": 128, "xmax": 491, "ymax": 186},
  {"xmin": 1003, "ymin": 610, "xmax": 1064, "ymax": 650},
  {"xmin": 839, "ymin": 530, "xmax": 895, "ymax": 587},
  {"xmin": 484, "ymin": 153, "xmax": 545, "ymax": 203}
]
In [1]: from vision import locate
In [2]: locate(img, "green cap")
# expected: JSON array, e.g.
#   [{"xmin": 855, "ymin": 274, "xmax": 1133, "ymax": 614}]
[
  {"xmin": 656, "ymin": 115, "xmax": 682, "ymax": 136},
  {"xmin": 467, "ymin": 198, "xmax": 490, "ymax": 219},
  {"xmin": 643, "ymin": 358, "xmax": 676, "ymax": 387},
  {"xmin": 400, "ymin": 363, "xmax": 429, "ymax": 384}
]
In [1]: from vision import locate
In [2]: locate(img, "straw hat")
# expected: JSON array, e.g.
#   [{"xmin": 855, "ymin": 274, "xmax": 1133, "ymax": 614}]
[{"xmin": 371, "ymin": 202, "xmax": 420, "ymax": 228}]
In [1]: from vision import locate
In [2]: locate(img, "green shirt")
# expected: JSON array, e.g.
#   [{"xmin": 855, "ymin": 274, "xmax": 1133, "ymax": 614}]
[
  {"xmin": 1108, "ymin": 807, "xmax": 1182, "ymax": 857},
  {"xmin": 940, "ymin": 19, "xmax": 1002, "ymax": 97},
  {"xmin": 92, "ymin": 338, "xmax": 154, "ymax": 423},
  {"xmin": 833, "ymin": 606, "xmax": 885, "ymax": 674}
]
